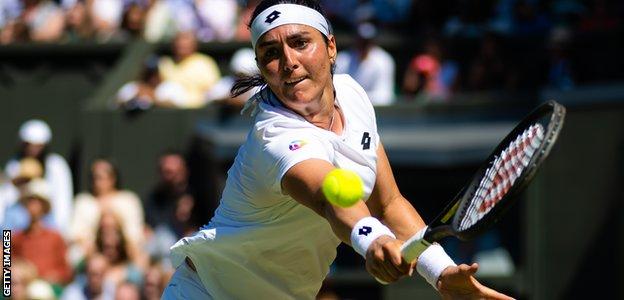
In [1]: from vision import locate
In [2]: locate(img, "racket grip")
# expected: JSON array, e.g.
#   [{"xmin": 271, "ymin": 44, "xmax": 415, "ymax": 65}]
[
  {"xmin": 401, "ymin": 226, "xmax": 431, "ymax": 262},
  {"xmin": 373, "ymin": 226, "xmax": 431, "ymax": 285}
]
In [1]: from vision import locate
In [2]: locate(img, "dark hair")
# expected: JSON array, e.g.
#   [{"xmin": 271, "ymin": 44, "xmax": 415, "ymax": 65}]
[
  {"xmin": 231, "ymin": 0, "xmax": 333, "ymax": 98},
  {"xmin": 95, "ymin": 215, "xmax": 130, "ymax": 264}
]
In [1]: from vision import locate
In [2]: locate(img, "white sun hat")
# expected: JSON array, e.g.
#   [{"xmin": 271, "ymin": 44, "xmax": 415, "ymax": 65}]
[{"xmin": 19, "ymin": 119, "xmax": 52, "ymax": 145}]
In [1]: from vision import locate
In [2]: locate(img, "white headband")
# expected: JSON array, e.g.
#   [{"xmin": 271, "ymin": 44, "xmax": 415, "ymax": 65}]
[{"xmin": 250, "ymin": 4, "xmax": 330, "ymax": 49}]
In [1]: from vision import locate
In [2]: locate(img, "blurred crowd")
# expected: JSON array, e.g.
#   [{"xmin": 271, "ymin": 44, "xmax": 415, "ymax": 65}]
[
  {"xmin": 0, "ymin": 119, "xmax": 216, "ymax": 299},
  {"xmin": 1, "ymin": 0, "xmax": 622, "ymax": 108}
]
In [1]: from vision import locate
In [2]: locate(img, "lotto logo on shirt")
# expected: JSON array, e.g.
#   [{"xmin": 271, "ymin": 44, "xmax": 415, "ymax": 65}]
[{"xmin": 288, "ymin": 140, "xmax": 307, "ymax": 151}]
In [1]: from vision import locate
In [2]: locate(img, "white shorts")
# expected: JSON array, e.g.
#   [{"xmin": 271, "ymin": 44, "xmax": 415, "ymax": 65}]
[{"xmin": 161, "ymin": 261, "xmax": 212, "ymax": 300}]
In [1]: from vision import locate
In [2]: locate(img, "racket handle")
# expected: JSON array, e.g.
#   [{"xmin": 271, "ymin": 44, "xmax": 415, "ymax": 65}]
[{"xmin": 401, "ymin": 226, "xmax": 432, "ymax": 262}]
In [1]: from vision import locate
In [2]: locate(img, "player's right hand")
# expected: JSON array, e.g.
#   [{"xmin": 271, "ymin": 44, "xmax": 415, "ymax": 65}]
[{"xmin": 365, "ymin": 235, "xmax": 415, "ymax": 283}]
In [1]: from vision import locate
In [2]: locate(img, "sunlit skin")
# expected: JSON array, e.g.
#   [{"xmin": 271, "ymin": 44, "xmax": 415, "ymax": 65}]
[{"xmin": 255, "ymin": 24, "xmax": 339, "ymax": 131}]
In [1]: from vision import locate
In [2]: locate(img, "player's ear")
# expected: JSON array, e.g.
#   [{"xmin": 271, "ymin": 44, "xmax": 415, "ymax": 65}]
[{"xmin": 327, "ymin": 34, "xmax": 337, "ymax": 64}]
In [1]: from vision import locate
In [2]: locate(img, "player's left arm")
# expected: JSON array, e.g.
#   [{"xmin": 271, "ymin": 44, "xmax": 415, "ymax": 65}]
[
  {"xmin": 366, "ymin": 142, "xmax": 426, "ymax": 240},
  {"xmin": 368, "ymin": 143, "xmax": 514, "ymax": 299}
]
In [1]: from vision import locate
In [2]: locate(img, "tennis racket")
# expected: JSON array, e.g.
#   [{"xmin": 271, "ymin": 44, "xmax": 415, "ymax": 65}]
[{"xmin": 400, "ymin": 100, "xmax": 566, "ymax": 263}]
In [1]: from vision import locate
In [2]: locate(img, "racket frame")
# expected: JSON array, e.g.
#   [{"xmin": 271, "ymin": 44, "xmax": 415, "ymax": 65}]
[{"xmin": 451, "ymin": 100, "xmax": 566, "ymax": 241}]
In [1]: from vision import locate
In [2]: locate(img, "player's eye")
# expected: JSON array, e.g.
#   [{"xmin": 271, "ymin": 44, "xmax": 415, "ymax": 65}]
[
  {"xmin": 261, "ymin": 47, "xmax": 279, "ymax": 62},
  {"xmin": 292, "ymin": 39, "xmax": 308, "ymax": 49}
]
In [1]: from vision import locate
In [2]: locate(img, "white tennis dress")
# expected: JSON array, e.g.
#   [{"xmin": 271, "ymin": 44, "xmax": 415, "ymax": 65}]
[{"xmin": 166, "ymin": 74, "xmax": 380, "ymax": 299}]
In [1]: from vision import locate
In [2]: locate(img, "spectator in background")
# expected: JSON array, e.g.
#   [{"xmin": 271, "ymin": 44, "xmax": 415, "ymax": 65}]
[
  {"xmin": 157, "ymin": 31, "xmax": 221, "ymax": 108},
  {"xmin": 70, "ymin": 158, "xmax": 145, "ymax": 267},
  {"xmin": 547, "ymin": 26, "xmax": 575, "ymax": 90},
  {"xmin": 143, "ymin": 0, "xmax": 178, "ymax": 42},
  {"xmin": 144, "ymin": 151, "xmax": 198, "ymax": 239},
  {"xmin": 63, "ymin": 0, "xmax": 94, "ymax": 42},
  {"xmin": 335, "ymin": 22, "xmax": 396, "ymax": 105},
  {"xmin": 402, "ymin": 38, "xmax": 459, "ymax": 102},
  {"xmin": 95, "ymin": 211, "xmax": 144, "ymax": 287},
  {"xmin": 8, "ymin": 259, "xmax": 38, "ymax": 300},
  {"xmin": 89, "ymin": 0, "xmax": 124, "ymax": 42},
  {"xmin": 1, "ymin": 158, "xmax": 51, "ymax": 231},
  {"xmin": 116, "ymin": 55, "xmax": 165, "ymax": 112},
  {"xmin": 120, "ymin": 2, "xmax": 147, "ymax": 39},
  {"xmin": 143, "ymin": 151, "xmax": 200, "ymax": 264},
  {"xmin": 141, "ymin": 262, "xmax": 171, "ymax": 300},
  {"xmin": 61, "ymin": 253, "xmax": 116, "ymax": 300},
  {"xmin": 0, "ymin": 0, "xmax": 27, "ymax": 44},
  {"xmin": 234, "ymin": 0, "xmax": 260, "ymax": 41},
  {"xmin": 193, "ymin": 0, "xmax": 238, "ymax": 42},
  {"xmin": 21, "ymin": 0, "xmax": 66, "ymax": 42},
  {"xmin": 114, "ymin": 281, "xmax": 141, "ymax": 300},
  {"xmin": 13, "ymin": 179, "xmax": 73, "ymax": 286},
  {"xmin": 143, "ymin": 0, "xmax": 237, "ymax": 43},
  {"xmin": 4, "ymin": 119, "xmax": 73, "ymax": 237},
  {"xmin": 0, "ymin": 0, "xmax": 21, "ymax": 29},
  {"xmin": 466, "ymin": 33, "xmax": 507, "ymax": 91},
  {"xmin": 204, "ymin": 47, "xmax": 261, "ymax": 111},
  {"xmin": 116, "ymin": 54, "xmax": 204, "ymax": 112}
]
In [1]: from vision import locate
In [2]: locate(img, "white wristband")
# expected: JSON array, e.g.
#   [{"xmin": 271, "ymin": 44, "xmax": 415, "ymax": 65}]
[
  {"xmin": 350, "ymin": 217, "xmax": 396, "ymax": 257},
  {"xmin": 416, "ymin": 243, "xmax": 457, "ymax": 289}
]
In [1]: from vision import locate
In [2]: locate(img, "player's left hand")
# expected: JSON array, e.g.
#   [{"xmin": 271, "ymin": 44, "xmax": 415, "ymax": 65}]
[{"xmin": 437, "ymin": 263, "xmax": 515, "ymax": 300}]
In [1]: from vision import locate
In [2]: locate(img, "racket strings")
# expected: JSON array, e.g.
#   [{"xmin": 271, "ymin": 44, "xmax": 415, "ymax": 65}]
[{"xmin": 458, "ymin": 124, "xmax": 545, "ymax": 231}]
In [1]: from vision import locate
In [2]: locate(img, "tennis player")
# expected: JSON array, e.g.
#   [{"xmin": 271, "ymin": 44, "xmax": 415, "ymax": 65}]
[{"xmin": 163, "ymin": 1, "xmax": 513, "ymax": 299}]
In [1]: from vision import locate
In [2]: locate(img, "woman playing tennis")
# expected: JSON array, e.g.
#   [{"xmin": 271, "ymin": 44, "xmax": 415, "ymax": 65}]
[{"xmin": 163, "ymin": 1, "xmax": 512, "ymax": 299}]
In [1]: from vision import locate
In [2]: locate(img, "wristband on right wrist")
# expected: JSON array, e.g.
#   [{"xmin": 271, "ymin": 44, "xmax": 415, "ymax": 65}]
[
  {"xmin": 416, "ymin": 243, "xmax": 457, "ymax": 289},
  {"xmin": 350, "ymin": 217, "xmax": 396, "ymax": 257}
]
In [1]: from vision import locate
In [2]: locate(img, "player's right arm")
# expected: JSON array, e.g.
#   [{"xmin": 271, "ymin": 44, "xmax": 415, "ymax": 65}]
[
  {"xmin": 282, "ymin": 159, "xmax": 412, "ymax": 283},
  {"xmin": 282, "ymin": 158, "xmax": 371, "ymax": 243}
]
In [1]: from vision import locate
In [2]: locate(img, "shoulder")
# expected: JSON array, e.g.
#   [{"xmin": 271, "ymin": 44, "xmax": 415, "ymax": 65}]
[
  {"xmin": 45, "ymin": 153, "xmax": 69, "ymax": 165},
  {"xmin": 253, "ymin": 113, "xmax": 321, "ymax": 150},
  {"xmin": 334, "ymin": 74, "xmax": 366, "ymax": 94},
  {"xmin": 189, "ymin": 53, "xmax": 218, "ymax": 65},
  {"xmin": 116, "ymin": 191, "xmax": 141, "ymax": 203},
  {"xmin": 73, "ymin": 193, "xmax": 98, "ymax": 208},
  {"xmin": 334, "ymin": 74, "xmax": 374, "ymax": 108}
]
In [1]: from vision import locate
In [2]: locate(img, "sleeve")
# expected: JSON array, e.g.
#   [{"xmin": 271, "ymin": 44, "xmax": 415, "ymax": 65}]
[
  {"xmin": 340, "ymin": 74, "xmax": 381, "ymax": 150},
  {"xmin": 46, "ymin": 154, "xmax": 74, "ymax": 237},
  {"xmin": 263, "ymin": 128, "xmax": 334, "ymax": 193}
]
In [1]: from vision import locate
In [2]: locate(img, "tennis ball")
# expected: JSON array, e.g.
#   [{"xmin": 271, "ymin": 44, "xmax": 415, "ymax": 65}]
[{"xmin": 322, "ymin": 169, "xmax": 364, "ymax": 207}]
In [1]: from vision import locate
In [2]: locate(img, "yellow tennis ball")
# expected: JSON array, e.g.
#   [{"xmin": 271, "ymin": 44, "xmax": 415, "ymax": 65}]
[{"xmin": 322, "ymin": 169, "xmax": 364, "ymax": 207}]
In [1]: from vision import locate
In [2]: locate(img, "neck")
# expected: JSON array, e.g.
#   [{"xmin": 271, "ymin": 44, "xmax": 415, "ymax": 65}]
[
  {"xmin": 96, "ymin": 189, "xmax": 117, "ymax": 198},
  {"xmin": 27, "ymin": 219, "xmax": 44, "ymax": 232},
  {"xmin": 314, "ymin": 89, "xmax": 338, "ymax": 131}
]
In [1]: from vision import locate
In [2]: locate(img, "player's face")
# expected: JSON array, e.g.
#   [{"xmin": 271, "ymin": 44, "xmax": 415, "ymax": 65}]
[{"xmin": 256, "ymin": 24, "xmax": 337, "ymax": 118}]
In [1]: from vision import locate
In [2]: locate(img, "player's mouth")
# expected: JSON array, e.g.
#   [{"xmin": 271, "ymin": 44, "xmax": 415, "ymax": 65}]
[{"xmin": 284, "ymin": 76, "xmax": 307, "ymax": 86}]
